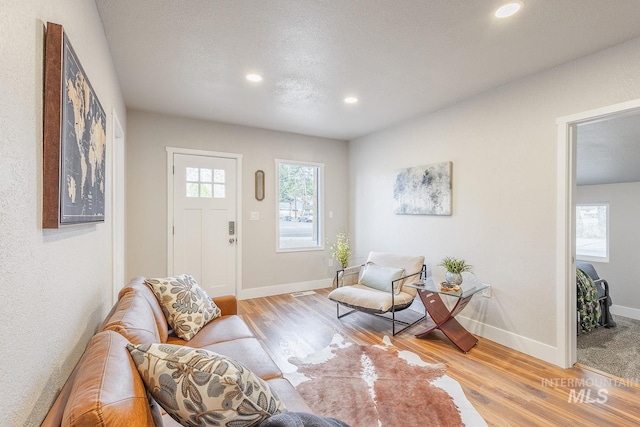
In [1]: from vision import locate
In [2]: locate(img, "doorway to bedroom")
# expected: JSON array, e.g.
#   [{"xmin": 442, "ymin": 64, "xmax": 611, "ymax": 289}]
[{"xmin": 573, "ymin": 108, "xmax": 640, "ymax": 382}]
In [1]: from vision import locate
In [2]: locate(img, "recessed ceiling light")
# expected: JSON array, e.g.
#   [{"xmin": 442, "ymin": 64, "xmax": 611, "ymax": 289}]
[
  {"xmin": 246, "ymin": 73, "xmax": 263, "ymax": 82},
  {"xmin": 344, "ymin": 97, "xmax": 358, "ymax": 104},
  {"xmin": 495, "ymin": 2, "xmax": 521, "ymax": 18}
]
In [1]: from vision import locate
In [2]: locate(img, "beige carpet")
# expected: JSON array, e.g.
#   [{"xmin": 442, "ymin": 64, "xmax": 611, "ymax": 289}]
[
  {"xmin": 284, "ymin": 335, "xmax": 486, "ymax": 427},
  {"xmin": 577, "ymin": 315, "xmax": 640, "ymax": 383}
]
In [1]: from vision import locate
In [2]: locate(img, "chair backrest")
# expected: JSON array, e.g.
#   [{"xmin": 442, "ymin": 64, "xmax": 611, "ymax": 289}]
[
  {"xmin": 576, "ymin": 261, "xmax": 600, "ymax": 281},
  {"xmin": 366, "ymin": 252, "xmax": 425, "ymax": 297}
]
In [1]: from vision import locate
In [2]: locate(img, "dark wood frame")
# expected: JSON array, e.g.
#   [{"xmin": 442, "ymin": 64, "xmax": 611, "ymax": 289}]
[
  {"xmin": 43, "ymin": 22, "xmax": 106, "ymax": 228},
  {"xmin": 43, "ymin": 23, "xmax": 64, "ymax": 228}
]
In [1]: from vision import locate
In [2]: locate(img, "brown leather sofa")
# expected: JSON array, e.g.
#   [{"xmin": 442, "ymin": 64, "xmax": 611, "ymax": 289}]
[{"xmin": 42, "ymin": 277, "xmax": 311, "ymax": 426}]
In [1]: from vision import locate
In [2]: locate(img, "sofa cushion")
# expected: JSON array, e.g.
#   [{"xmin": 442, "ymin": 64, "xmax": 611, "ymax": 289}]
[
  {"xmin": 165, "ymin": 314, "xmax": 254, "ymax": 347},
  {"xmin": 122, "ymin": 277, "xmax": 170, "ymax": 342},
  {"xmin": 145, "ymin": 274, "xmax": 221, "ymax": 341},
  {"xmin": 359, "ymin": 262, "xmax": 405, "ymax": 294},
  {"xmin": 100, "ymin": 289, "xmax": 161, "ymax": 344},
  {"xmin": 203, "ymin": 338, "xmax": 283, "ymax": 381},
  {"xmin": 127, "ymin": 343, "xmax": 286, "ymax": 427},
  {"xmin": 265, "ymin": 379, "xmax": 313, "ymax": 413},
  {"xmin": 61, "ymin": 331, "xmax": 158, "ymax": 426}
]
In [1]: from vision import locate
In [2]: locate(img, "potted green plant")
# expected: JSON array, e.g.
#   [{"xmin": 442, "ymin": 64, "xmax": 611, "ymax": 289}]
[
  {"xmin": 329, "ymin": 232, "xmax": 351, "ymax": 269},
  {"xmin": 438, "ymin": 256, "xmax": 473, "ymax": 285}
]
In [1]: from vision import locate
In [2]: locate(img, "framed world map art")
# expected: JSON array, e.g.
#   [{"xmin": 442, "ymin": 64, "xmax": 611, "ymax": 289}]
[{"xmin": 43, "ymin": 22, "xmax": 106, "ymax": 228}]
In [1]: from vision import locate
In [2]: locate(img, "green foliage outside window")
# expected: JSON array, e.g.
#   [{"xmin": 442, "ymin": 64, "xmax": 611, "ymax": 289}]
[{"xmin": 279, "ymin": 163, "xmax": 315, "ymax": 218}]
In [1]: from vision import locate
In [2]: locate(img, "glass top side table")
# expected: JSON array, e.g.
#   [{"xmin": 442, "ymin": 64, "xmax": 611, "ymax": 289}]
[{"xmin": 404, "ymin": 278, "xmax": 488, "ymax": 352}]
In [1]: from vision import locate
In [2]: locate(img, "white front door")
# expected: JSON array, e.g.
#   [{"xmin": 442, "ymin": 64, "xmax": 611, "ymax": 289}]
[{"xmin": 172, "ymin": 153, "xmax": 237, "ymax": 297}]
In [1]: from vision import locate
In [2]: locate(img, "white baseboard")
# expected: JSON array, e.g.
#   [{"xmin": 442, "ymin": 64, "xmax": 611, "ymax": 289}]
[
  {"xmin": 405, "ymin": 298, "xmax": 560, "ymax": 365},
  {"xmin": 404, "ymin": 297, "xmax": 560, "ymax": 365},
  {"xmin": 238, "ymin": 281, "xmax": 563, "ymax": 365},
  {"xmin": 456, "ymin": 316, "xmax": 560, "ymax": 366},
  {"xmin": 610, "ymin": 304, "xmax": 640, "ymax": 321},
  {"xmin": 238, "ymin": 278, "xmax": 332, "ymax": 300}
]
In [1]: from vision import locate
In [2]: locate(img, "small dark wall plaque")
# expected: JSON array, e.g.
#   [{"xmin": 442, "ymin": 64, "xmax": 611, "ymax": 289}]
[{"xmin": 255, "ymin": 170, "xmax": 265, "ymax": 201}]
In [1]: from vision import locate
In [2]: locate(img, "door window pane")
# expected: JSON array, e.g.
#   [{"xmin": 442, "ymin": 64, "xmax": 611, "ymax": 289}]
[
  {"xmin": 186, "ymin": 167, "xmax": 223, "ymax": 198},
  {"xmin": 186, "ymin": 182, "xmax": 199, "ymax": 198},
  {"xmin": 213, "ymin": 184, "xmax": 225, "ymax": 198},
  {"xmin": 200, "ymin": 183, "xmax": 212, "ymax": 198},
  {"xmin": 200, "ymin": 168, "xmax": 212, "ymax": 183},
  {"xmin": 186, "ymin": 167, "xmax": 199, "ymax": 182}
]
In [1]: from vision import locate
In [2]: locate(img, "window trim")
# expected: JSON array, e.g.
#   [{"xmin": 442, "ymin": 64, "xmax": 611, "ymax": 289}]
[
  {"xmin": 575, "ymin": 203, "xmax": 609, "ymax": 263},
  {"xmin": 275, "ymin": 159, "xmax": 324, "ymax": 253}
]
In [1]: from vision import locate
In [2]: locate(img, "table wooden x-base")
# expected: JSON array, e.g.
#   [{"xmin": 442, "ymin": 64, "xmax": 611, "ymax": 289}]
[{"xmin": 406, "ymin": 280, "xmax": 488, "ymax": 353}]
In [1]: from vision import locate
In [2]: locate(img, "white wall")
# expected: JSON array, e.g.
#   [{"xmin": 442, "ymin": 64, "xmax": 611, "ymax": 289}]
[
  {"xmin": 0, "ymin": 2, "xmax": 125, "ymax": 425},
  {"xmin": 577, "ymin": 182, "xmax": 640, "ymax": 319},
  {"xmin": 126, "ymin": 111, "xmax": 349, "ymax": 296},
  {"xmin": 349, "ymin": 36, "xmax": 640, "ymax": 364}
]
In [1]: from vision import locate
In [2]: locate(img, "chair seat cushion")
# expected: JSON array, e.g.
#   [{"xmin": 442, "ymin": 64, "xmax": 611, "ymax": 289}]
[{"xmin": 328, "ymin": 285, "xmax": 414, "ymax": 313}]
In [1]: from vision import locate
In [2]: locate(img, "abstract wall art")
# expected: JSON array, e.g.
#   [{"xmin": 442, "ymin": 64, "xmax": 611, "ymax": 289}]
[{"xmin": 393, "ymin": 161, "xmax": 452, "ymax": 215}]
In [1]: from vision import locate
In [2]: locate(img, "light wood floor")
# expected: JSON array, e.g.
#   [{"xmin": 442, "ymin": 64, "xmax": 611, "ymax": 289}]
[{"xmin": 239, "ymin": 288, "xmax": 640, "ymax": 427}]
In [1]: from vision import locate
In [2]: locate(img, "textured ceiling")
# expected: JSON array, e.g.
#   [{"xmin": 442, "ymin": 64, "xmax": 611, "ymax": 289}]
[
  {"xmin": 577, "ymin": 111, "xmax": 640, "ymax": 186},
  {"xmin": 95, "ymin": 0, "xmax": 640, "ymax": 141}
]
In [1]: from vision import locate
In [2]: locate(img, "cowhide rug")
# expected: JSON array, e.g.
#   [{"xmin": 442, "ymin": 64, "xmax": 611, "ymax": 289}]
[{"xmin": 284, "ymin": 335, "xmax": 486, "ymax": 427}]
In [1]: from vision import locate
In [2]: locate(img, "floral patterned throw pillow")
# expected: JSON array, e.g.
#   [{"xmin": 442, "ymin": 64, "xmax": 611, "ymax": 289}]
[
  {"xmin": 145, "ymin": 274, "xmax": 221, "ymax": 341},
  {"xmin": 127, "ymin": 343, "xmax": 285, "ymax": 426}
]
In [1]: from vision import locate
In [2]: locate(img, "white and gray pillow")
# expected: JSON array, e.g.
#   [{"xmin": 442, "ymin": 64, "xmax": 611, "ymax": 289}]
[
  {"xmin": 127, "ymin": 342, "xmax": 285, "ymax": 426},
  {"xmin": 145, "ymin": 274, "xmax": 221, "ymax": 341}
]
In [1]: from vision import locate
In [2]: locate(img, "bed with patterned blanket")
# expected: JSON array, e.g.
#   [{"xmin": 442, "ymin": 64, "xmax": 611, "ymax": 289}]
[{"xmin": 577, "ymin": 268, "xmax": 602, "ymax": 334}]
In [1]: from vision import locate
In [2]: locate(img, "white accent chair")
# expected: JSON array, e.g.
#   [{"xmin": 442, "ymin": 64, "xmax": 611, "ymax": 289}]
[{"xmin": 328, "ymin": 252, "xmax": 426, "ymax": 335}]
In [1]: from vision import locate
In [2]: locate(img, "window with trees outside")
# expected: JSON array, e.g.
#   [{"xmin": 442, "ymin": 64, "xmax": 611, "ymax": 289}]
[
  {"xmin": 276, "ymin": 160, "xmax": 324, "ymax": 251},
  {"xmin": 576, "ymin": 204, "xmax": 608, "ymax": 262}
]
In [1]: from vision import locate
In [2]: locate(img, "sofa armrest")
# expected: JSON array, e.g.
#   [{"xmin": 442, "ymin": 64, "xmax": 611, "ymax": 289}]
[
  {"xmin": 41, "ymin": 363, "xmax": 81, "ymax": 427},
  {"xmin": 213, "ymin": 295, "xmax": 238, "ymax": 316}
]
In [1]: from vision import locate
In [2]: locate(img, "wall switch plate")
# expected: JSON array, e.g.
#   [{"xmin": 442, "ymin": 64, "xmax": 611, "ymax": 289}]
[
  {"xmin": 482, "ymin": 285, "xmax": 492, "ymax": 298},
  {"xmin": 250, "ymin": 211, "xmax": 259, "ymax": 221},
  {"xmin": 329, "ymin": 259, "xmax": 334, "ymax": 267}
]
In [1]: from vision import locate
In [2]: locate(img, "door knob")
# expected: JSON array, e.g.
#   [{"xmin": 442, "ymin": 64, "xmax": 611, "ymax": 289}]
[{"xmin": 229, "ymin": 238, "xmax": 236, "ymax": 244}]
